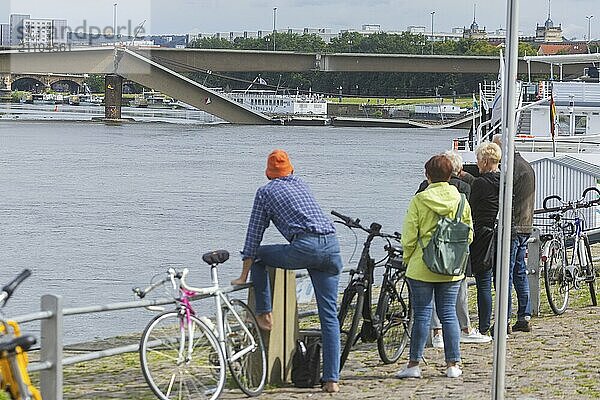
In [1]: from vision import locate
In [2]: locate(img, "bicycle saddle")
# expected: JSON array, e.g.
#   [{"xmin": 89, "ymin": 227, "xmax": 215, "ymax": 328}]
[
  {"xmin": 202, "ymin": 250, "xmax": 230, "ymax": 266},
  {"xmin": 0, "ymin": 335, "xmax": 36, "ymax": 354}
]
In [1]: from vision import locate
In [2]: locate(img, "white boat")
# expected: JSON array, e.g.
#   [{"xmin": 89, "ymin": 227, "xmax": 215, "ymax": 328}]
[
  {"xmin": 455, "ymin": 53, "xmax": 600, "ymax": 163},
  {"xmin": 224, "ymin": 90, "xmax": 327, "ymax": 116},
  {"xmin": 455, "ymin": 53, "xmax": 600, "ymax": 226}
]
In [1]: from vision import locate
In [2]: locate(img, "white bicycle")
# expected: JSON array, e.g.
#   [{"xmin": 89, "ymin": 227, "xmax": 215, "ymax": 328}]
[{"xmin": 134, "ymin": 250, "xmax": 267, "ymax": 399}]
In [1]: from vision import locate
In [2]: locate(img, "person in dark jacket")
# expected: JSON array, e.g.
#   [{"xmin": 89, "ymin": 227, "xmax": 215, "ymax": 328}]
[
  {"xmin": 469, "ymin": 142, "xmax": 501, "ymax": 336},
  {"xmin": 493, "ymin": 135, "xmax": 535, "ymax": 333}
]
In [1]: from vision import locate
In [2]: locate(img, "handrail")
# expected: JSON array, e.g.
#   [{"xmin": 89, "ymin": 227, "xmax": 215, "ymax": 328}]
[{"xmin": 4, "ymin": 281, "xmax": 253, "ymax": 400}]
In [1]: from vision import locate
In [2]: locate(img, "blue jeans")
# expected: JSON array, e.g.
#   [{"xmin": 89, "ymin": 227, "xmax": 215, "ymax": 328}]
[
  {"xmin": 473, "ymin": 268, "xmax": 493, "ymax": 334},
  {"xmin": 251, "ymin": 233, "xmax": 343, "ymax": 382},
  {"xmin": 407, "ymin": 278, "xmax": 461, "ymax": 363},
  {"xmin": 508, "ymin": 234, "xmax": 531, "ymax": 321}
]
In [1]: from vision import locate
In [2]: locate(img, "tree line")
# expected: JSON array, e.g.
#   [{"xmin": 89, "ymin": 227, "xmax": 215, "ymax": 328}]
[{"xmin": 187, "ymin": 31, "xmax": 538, "ymax": 98}]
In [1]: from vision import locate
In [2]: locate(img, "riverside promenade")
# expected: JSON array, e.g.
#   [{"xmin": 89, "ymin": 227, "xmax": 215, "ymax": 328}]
[
  {"xmin": 60, "ymin": 295, "xmax": 600, "ymax": 399},
  {"xmin": 59, "ymin": 247, "xmax": 600, "ymax": 399}
]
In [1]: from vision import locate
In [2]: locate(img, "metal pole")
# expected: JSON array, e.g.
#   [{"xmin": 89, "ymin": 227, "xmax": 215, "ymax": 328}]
[
  {"xmin": 431, "ymin": 11, "xmax": 435, "ymax": 55},
  {"xmin": 40, "ymin": 295, "xmax": 63, "ymax": 400},
  {"xmin": 527, "ymin": 229, "xmax": 541, "ymax": 317},
  {"xmin": 273, "ymin": 7, "xmax": 277, "ymax": 51},
  {"xmin": 113, "ymin": 3, "xmax": 118, "ymax": 45},
  {"xmin": 492, "ymin": 0, "xmax": 519, "ymax": 399}
]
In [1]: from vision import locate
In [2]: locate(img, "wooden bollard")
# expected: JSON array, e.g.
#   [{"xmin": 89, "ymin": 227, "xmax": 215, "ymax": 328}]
[{"xmin": 248, "ymin": 268, "xmax": 299, "ymax": 385}]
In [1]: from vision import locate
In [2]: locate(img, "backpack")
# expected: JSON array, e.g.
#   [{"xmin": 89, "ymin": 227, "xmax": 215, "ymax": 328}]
[
  {"xmin": 418, "ymin": 193, "xmax": 471, "ymax": 276},
  {"xmin": 291, "ymin": 339, "xmax": 321, "ymax": 388}
]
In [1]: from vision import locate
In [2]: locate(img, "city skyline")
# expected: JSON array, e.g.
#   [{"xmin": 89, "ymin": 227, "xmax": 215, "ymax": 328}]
[{"xmin": 2, "ymin": 0, "xmax": 598, "ymax": 40}]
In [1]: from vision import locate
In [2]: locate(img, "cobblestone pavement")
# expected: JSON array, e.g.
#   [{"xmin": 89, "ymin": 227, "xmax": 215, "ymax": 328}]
[
  {"xmin": 57, "ymin": 246, "xmax": 600, "ymax": 399},
  {"xmin": 59, "ymin": 293, "xmax": 600, "ymax": 399}
]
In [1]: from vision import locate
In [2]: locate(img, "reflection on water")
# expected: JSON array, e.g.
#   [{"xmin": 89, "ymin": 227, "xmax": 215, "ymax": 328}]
[{"xmin": 0, "ymin": 118, "xmax": 462, "ymax": 343}]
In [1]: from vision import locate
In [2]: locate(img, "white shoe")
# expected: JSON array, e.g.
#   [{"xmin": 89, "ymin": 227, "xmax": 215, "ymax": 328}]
[
  {"xmin": 446, "ymin": 365, "xmax": 462, "ymax": 378},
  {"xmin": 432, "ymin": 333, "xmax": 444, "ymax": 349},
  {"xmin": 460, "ymin": 328, "xmax": 492, "ymax": 344},
  {"xmin": 395, "ymin": 365, "xmax": 422, "ymax": 379}
]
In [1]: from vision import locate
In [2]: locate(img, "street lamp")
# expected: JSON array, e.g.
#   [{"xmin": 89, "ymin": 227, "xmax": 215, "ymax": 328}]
[
  {"xmin": 113, "ymin": 3, "xmax": 118, "ymax": 44},
  {"xmin": 586, "ymin": 15, "xmax": 593, "ymax": 43},
  {"xmin": 272, "ymin": 7, "xmax": 277, "ymax": 51},
  {"xmin": 430, "ymin": 11, "xmax": 435, "ymax": 55}
]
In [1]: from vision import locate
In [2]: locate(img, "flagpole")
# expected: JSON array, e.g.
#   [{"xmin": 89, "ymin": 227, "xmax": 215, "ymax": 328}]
[
  {"xmin": 492, "ymin": 0, "xmax": 519, "ymax": 398},
  {"xmin": 550, "ymin": 82, "xmax": 557, "ymax": 157}
]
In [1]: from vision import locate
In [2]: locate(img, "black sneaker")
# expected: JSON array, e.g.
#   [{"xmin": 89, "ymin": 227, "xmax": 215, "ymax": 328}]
[
  {"xmin": 512, "ymin": 320, "xmax": 532, "ymax": 332},
  {"xmin": 490, "ymin": 323, "xmax": 512, "ymax": 338}
]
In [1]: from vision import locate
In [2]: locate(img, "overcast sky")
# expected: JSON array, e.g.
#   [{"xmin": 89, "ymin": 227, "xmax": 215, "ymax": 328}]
[{"xmin": 4, "ymin": 0, "xmax": 598, "ymax": 40}]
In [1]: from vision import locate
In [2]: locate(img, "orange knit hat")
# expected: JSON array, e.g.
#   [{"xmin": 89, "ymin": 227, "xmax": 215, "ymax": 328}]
[{"xmin": 265, "ymin": 149, "xmax": 294, "ymax": 179}]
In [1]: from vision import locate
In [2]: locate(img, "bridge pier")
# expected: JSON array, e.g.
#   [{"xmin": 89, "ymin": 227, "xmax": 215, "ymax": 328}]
[{"xmin": 104, "ymin": 74, "xmax": 123, "ymax": 120}]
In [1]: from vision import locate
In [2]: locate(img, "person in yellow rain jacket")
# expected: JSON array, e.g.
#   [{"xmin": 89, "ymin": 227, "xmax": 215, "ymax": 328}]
[{"xmin": 396, "ymin": 154, "xmax": 473, "ymax": 380}]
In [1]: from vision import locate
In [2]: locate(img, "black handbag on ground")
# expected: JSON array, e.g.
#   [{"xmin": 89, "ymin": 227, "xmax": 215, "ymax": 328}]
[{"xmin": 291, "ymin": 338, "xmax": 321, "ymax": 388}]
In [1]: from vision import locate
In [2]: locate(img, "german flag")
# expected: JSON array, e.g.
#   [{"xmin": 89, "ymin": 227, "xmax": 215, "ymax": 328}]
[{"xmin": 550, "ymin": 91, "xmax": 557, "ymax": 138}]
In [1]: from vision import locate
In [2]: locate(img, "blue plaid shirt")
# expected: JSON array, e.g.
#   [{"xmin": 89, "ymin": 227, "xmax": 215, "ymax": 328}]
[{"xmin": 242, "ymin": 175, "xmax": 335, "ymax": 259}]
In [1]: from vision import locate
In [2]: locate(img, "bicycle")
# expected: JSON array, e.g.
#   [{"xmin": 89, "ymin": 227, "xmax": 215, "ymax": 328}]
[
  {"xmin": 0, "ymin": 269, "xmax": 41, "ymax": 400},
  {"xmin": 539, "ymin": 187, "xmax": 600, "ymax": 315},
  {"xmin": 133, "ymin": 250, "xmax": 267, "ymax": 400},
  {"xmin": 331, "ymin": 210, "xmax": 411, "ymax": 370}
]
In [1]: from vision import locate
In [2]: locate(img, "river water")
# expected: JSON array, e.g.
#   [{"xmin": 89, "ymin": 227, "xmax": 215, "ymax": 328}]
[{"xmin": 0, "ymin": 114, "xmax": 463, "ymax": 343}]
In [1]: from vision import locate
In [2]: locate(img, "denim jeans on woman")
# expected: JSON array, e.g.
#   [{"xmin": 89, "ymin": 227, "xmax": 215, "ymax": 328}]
[
  {"xmin": 407, "ymin": 278, "xmax": 462, "ymax": 363},
  {"xmin": 473, "ymin": 268, "xmax": 493, "ymax": 334},
  {"xmin": 251, "ymin": 232, "xmax": 343, "ymax": 382},
  {"xmin": 508, "ymin": 233, "xmax": 532, "ymax": 320}
]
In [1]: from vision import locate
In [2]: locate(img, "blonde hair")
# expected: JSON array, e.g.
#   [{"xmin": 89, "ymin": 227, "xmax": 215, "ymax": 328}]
[
  {"xmin": 443, "ymin": 150, "xmax": 463, "ymax": 175},
  {"xmin": 476, "ymin": 142, "xmax": 502, "ymax": 164}
]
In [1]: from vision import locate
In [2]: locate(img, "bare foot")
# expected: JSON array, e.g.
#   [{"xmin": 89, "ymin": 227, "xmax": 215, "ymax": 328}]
[
  {"xmin": 322, "ymin": 381, "xmax": 340, "ymax": 393},
  {"xmin": 256, "ymin": 312, "xmax": 273, "ymax": 331},
  {"xmin": 231, "ymin": 277, "xmax": 247, "ymax": 286}
]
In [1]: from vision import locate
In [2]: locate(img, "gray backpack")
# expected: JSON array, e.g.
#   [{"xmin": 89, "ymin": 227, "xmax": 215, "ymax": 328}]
[{"xmin": 418, "ymin": 194, "xmax": 470, "ymax": 276}]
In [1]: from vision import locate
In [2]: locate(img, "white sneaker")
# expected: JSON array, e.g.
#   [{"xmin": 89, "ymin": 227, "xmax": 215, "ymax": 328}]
[
  {"xmin": 460, "ymin": 328, "xmax": 492, "ymax": 344},
  {"xmin": 446, "ymin": 365, "xmax": 462, "ymax": 378},
  {"xmin": 395, "ymin": 365, "xmax": 422, "ymax": 379},
  {"xmin": 432, "ymin": 333, "xmax": 444, "ymax": 349}
]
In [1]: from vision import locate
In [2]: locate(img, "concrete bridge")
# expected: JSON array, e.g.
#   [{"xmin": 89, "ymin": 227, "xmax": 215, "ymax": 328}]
[
  {"xmin": 1, "ymin": 73, "xmax": 86, "ymax": 93},
  {"xmin": 0, "ymin": 47, "xmax": 587, "ymax": 124}
]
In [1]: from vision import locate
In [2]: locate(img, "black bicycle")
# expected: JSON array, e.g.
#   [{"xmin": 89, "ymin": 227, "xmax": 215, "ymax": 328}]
[
  {"xmin": 332, "ymin": 210, "xmax": 411, "ymax": 370},
  {"xmin": 539, "ymin": 187, "xmax": 599, "ymax": 315}
]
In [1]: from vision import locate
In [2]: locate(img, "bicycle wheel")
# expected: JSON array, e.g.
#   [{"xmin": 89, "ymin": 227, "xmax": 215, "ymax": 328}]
[
  {"xmin": 338, "ymin": 284, "xmax": 364, "ymax": 371},
  {"xmin": 544, "ymin": 242, "xmax": 569, "ymax": 315},
  {"xmin": 139, "ymin": 311, "xmax": 226, "ymax": 400},
  {"xmin": 581, "ymin": 235, "xmax": 597, "ymax": 306},
  {"xmin": 223, "ymin": 299, "xmax": 267, "ymax": 397},
  {"xmin": 376, "ymin": 270, "xmax": 412, "ymax": 364}
]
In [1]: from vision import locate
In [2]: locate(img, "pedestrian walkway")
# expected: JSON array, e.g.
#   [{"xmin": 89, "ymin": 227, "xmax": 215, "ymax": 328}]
[{"xmin": 59, "ymin": 301, "xmax": 599, "ymax": 399}]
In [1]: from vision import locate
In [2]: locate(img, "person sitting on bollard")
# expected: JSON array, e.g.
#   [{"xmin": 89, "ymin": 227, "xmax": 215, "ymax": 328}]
[
  {"xmin": 396, "ymin": 154, "xmax": 473, "ymax": 379},
  {"xmin": 232, "ymin": 149, "xmax": 343, "ymax": 393}
]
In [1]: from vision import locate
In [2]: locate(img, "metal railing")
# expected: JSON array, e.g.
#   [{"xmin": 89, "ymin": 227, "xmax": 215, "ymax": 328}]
[{"xmin": 12, "ymin": 282, "xmax": 252, "ymax": 400}]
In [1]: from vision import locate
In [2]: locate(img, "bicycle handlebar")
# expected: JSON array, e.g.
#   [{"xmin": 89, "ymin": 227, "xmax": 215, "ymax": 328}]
[
  {"xmin": 331, "ymin": 210, "xmax": 401, "ymax": 240},
  {"xmin": 0, "ymin": 269, "xmax": 31, "ymax": 307},
  {"xmin": 133, "ymin": 269, "xmax": 181, "ymax": 299},
  {"xmin": 582, "ymin": 186, "xmax": 600, "ymax": 203},
  {"xmin": 542, "ymin": 186, "xmax": 600, "ymax": 213},
  {"xmin": 331, "ymin": 210, "xmax": 361, "ymax": 229}
]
